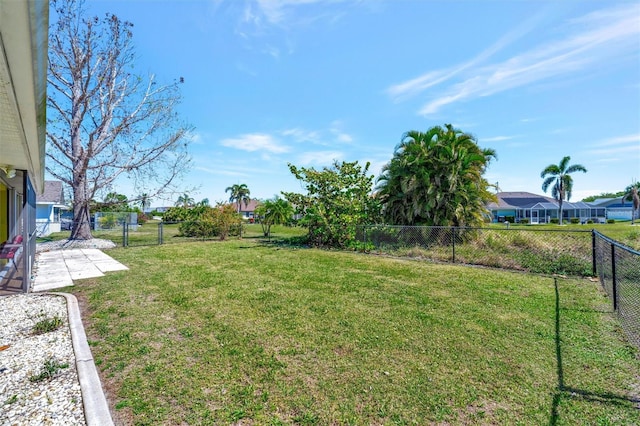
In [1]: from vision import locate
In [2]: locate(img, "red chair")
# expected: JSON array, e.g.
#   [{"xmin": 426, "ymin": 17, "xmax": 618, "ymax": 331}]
[{"xmin": 0, "ymin": 235, "xmax": 23, "ymax": 271}]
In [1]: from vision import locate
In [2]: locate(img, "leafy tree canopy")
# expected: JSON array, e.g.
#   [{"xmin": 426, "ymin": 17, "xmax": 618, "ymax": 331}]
[
  {"xmin": 225, "ymin": 184, "xmax": 251, "ymax": 213},
  {"xmin": 254, "ymin": 197, "xmax": 294, "ymax": 237},
  {"xmin": 541, "ymin": 156, "xmax": 587, "ymax": 223},
  {"xmin": 164, "ymin": 202, "xmax": 242, "ymax": 239},
  {"xmin": 623, "ymin": 182, "xmax": 640, "ymax": 225},
  {"xmin": 376, "ymin": 124, "xmax": 496, "ymax": 227},
  {"xmin": 175, "ymin": 193, "xmax": 196, "ymax": 208},
  {"xmin": 91, "ymin": 192, "xmax": 131, "ymax": 213},
  {"xmin": 582, "ymin": 192, "xmax": 625, "ymax": 202},
  {"xmin": 282, "ymin": 161, "xmax": 381, "ymax": 248}
]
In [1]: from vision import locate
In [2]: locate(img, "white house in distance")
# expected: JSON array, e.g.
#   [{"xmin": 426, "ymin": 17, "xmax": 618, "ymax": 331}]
[{"xmin": 36, "ymin": 181, "xmax": 69, "ymax": 236}]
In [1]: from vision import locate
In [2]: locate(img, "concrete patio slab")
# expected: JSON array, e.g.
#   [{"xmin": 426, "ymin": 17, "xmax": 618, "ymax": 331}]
[{"xmin": 31, "ymin": 249, "xmax": 128, "ymax": 292}]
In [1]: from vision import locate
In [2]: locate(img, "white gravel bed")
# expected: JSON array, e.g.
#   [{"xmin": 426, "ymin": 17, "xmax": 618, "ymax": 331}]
[
  {"xmin": 0, "ymin": 294, "xmax": 86, "ymax": 426},
  {"xmin": 37, "ymin": 239, "xmax": 117, "ymax": 254}
]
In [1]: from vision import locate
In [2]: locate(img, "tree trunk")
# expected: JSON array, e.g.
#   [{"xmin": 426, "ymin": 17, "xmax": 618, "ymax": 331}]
[
  {"xmin": 70, "ymin": 174, "xmax": 93, "ymax": 240},
  {"xmin": 558, "ymin": 200, "xmax": 563, "ymax": 225}
]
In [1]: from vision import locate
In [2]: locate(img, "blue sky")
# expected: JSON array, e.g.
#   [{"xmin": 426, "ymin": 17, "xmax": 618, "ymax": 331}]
[{"xmin": 84, "ymin": 0, "xmax": 639, "ymax": 207}]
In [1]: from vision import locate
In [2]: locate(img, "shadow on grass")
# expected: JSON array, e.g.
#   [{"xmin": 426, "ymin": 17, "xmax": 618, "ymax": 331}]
[{"xmin": 550, "ymin": 277, "xmax": 640, "ymax": 425}]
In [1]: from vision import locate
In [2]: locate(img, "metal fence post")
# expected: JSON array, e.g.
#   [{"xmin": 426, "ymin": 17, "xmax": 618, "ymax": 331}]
[
  {"xmin": 452, "ymin": 227, "xmax": 456, "ymax": 263},
  {"xmin": 158, "ymin": 222, "xmax": 163, "ymax": 245},
  {"xmin": 122, "ymin": 222, "xmax": 128, "ymax": 247},
  {"xmin": 363, "ymin": 226, "xmax": 366, "ymax": 252},
  {"xmin": 591, "ymin": 230, "xmax": 597, "ymax": 277},
  {"xmin": 611, "ymin": 243, "xmax": 617, "ymax": 312}
]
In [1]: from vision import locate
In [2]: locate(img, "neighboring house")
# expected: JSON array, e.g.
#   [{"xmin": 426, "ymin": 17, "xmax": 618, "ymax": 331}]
[
  {"xmin": 152, "ymin": 206, "xmax": 173, "ymax": 213},
  {"xmin": 487, "ymin": 192, "xmax": 607, "ymax": 224},
  {"xmin": 0, "ymin": 0, "xmax": 49, "ymax": 292},
  {"xmin": 238, "ymin": 199, "xmax": 260, "ymax": 221},
  {"xmin": 36, "ymin": 181, "xmax": 69, "ymax": 236},
  {"xmin": 589, "ymin": 197, "xmax": 635, "ymax": 221}
]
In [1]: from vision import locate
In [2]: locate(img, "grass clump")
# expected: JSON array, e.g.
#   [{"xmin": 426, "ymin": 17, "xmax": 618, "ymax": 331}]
[
  {"xmin": 4, "ymin": 395, "xmax": 18, "ymax": 405},
  {"xmin": 29, "ymin": 359, "xmax": 69, "ymax": 382},
  {"xmin": 32, "ymin": 316, "xmax": 63, "ymax": 335}
]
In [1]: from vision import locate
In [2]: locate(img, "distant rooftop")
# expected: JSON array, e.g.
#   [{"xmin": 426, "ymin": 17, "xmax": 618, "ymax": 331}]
[{"xmin": 37, "ymin": 181, "xmax": 66, "ymax": 205}]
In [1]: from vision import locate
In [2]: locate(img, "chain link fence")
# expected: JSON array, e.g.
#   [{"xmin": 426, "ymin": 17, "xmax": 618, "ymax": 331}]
[
  {"xmin": 357, "ymin": 225, "xmax": 594, "ymax": 276},
  {"xmin": 55, "ymin": 221, "xmax": 285, "ymax": 247},
  {"xmin": 593, "ymin": 230, "xmax": 640, "ymax": 348}
]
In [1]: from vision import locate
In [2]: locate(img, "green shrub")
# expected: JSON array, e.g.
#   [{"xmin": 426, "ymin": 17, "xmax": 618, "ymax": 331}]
[
  {"xmin": 504, "ymin": 216, "xmax": 515, "ymax": 223},
  {"xmin": 586, "ymin": 220, "xmax": 594, "ymax": 224},
  {"xmin": 607, "ymin": 219, "xmax": 615, "ymax": 224},
  {"xmin": 163, "ymin": 206, "xmax": 195, "ymax": 222},
  {"xmin": 570, "ymin": 218, "xmax": 580, "ymax": 224},
  {"xmin": 98, "ymin": 213, "xmax": 117, "ymax": 229},
  {"xmin": 137, "ymin": 212, "xmax": 148, "ymax": 225},
  {"xmin": 179, "ymin": 220, "xmax": 216, "ymax": 238},
  {"xmin": 519, "ymin": 218, "xmax": 529, "ymax": 224},
  {"xmin": 550, "ymin": 218, "xmax": 559, "ymax": 224}
]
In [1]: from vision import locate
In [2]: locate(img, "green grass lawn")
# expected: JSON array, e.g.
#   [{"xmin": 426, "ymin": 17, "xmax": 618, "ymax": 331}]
[{"xmin": 69, "ymin": 239, "xmax": 640, "ymax": 425}]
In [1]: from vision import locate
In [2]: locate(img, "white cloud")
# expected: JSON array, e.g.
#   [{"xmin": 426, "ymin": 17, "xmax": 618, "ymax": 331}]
[
  {"xmin": 482, "ymin": 136, "xmax": 515, "ymax": 142},
  {"xmin": 262, "ymin": 44, "xmax": 280, "ymax": 58},
  {"xmin": 387, "ymin": 8, "xmax": 546, "ymax": 101},
  {"xmin": 336, "ymin": 133, "xmax": 353, "ymax": 143},
  {"xmin": 254, "ymin": 0, "xmax": 347, "ymax": 25},
  {"xmin": 329, "ymin": 120, "xmax": 354, "ymax": 143},
  {"xmin": 586, "ymin": 133, "xmax": 640, "ymax": 159},
  {"xmin": 387, "ymin": 70, "xmax": 452, "ymax": 102},
  {"xmin": 297, "ymin": 150, "xmax": 343, "ymax": 165},
  {"xmin": 595, "ymin": 134, "xmax": 640, "ymax": 147},
  {"xmin": 281, "ymin": 128, "xmax": 321, "ymax": 143},
  {"xmin": 194, "ymin": 166, "xmax": 250, "ymax": 177},
  {"xmin": 187, "ymin": 131, "xmax": 204, "ymax": 145},
  {"xmin": 281, "ymin": 123, "xmax": 354, "ymax": 146},
  {"xmin": 220, "ymin": 133, "xmax": 290, "ymax": 153},
  {"xmin": 235, "ymin": 0, "xmax": 354, "ymax": 34},
  {"xmin": 587, "ymin": 144, "xmax": 640, "ymax": 156},
  {"xmin": 388, "ymin": 4, "xmax": 640, "ymax": 116}
]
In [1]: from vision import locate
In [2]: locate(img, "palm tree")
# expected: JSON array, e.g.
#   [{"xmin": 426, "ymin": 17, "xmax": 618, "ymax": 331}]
[
  {"xmin": 225, "ymin": 184, "xmax": 251, "ymax": 213},
  {"xmin": 623, "ymin": 182, "xmax": 640, "ymax": 225},
  {"xmin": 255, "ymin": 197, "xmax": 294, "ymax": 236},
  {"xmin": 175, "ymin": 192, "xmax": 195, "ymax": 208},
  {"xmin": 376, "ymin": 124, "xmax": 496, "ymax": 227},
  {"xmin": 540, "ymin": 156, "xmax": 587, "ymax": 224},
  {"xmin": 138, "ymin": 193, "xmax": 151, "ymax": 212}
]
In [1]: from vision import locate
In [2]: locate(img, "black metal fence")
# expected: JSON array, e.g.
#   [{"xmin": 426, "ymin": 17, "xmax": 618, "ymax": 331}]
[
  {"xmin": 87, "ymin": 221, "xmax": 279, "ymax": 247},
  {"xmin": 593, "ymin": 230, "xmax": 640, "ymax": 348},
  {"xmin": 357, "ymin": 225, "xmax": 595, "ymax": 276},
  {"xmin": 358, "ymin": 225, "xmax": 640, "ymax": 349}
]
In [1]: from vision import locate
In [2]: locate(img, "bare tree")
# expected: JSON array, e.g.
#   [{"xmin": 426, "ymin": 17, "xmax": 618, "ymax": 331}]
[{"xmin": 46, "ymin": 0, "xmax": 192, "ymax": 239}]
